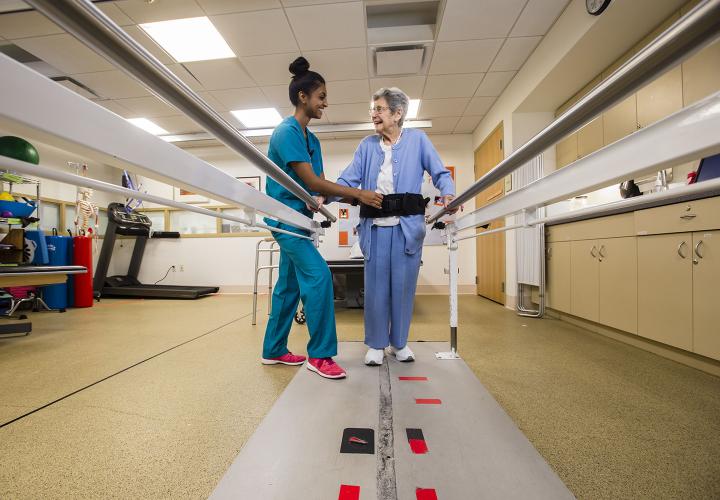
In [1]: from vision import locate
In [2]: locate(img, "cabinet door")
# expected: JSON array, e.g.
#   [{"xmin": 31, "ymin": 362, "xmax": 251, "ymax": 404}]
[
  {"xmin": 682, "ymin": 39, "xmax": 720, "ymax": 106},
  {"xmin": 636, "ymin": 66, "xmax": 683, "ymax": 128},
  {"xmin": 598, "ymin": 237, "xmax": 638, "ymax": 334},
  {"xmin": 577, "ymin": 116, "xmax": 604, "ymax": 158},
  {"xmin": 547, "ymin": 241, "xmax": 571, "ymax": 313},
  {"xmin": 571, "ymin": 240, "xmax": 599, "ymax": 322},
  {"xmin": 603, "ymin": 94, "xmax": 637, "ymax": 145},
  {"xmin": 555, "ymin": 133, "xmax": 578, "ymax": 169},
  {"xmin": 637, "ymin": 234, "xmax": 693, "ymax": 350},
  {"xmin": 692, "ymin": 231, "xmax": 720, "ymax": 360}
]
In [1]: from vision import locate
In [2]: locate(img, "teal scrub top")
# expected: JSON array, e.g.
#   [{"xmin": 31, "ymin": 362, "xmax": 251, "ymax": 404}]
[{"xmin": 264, "ymin": 116, "xmax": 323, "ymax": 233}]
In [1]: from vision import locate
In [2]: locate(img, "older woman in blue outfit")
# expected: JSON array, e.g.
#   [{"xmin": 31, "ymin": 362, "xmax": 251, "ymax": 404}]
[{"xmin": 336, "ymin": 88, "xmax": 457, "ymax": 365}]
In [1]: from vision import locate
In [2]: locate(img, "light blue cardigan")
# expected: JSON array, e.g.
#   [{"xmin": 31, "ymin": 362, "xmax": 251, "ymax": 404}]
[{"xmin": 334, "ymin": 128, "xmax": 455, "ymax": 261}]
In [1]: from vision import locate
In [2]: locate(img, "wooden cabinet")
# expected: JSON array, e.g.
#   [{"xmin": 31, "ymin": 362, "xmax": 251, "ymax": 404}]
[
  {"xmin": 637, "ymin": 233, "xmax": 693, "ymax": 351},
  {"xmin": 577, "ymin": 117, "xmax": 603, "ymax": 158},
  {"xmin": 598, "ymin": 237, "xmax": 637, "ymax": 334},
  {"xmin": 555, "ymin": 133, "xmax": 577, "ymax": 169},
  {"xmin": 682, "ymin": 40, "xmax": 720, "ymax": 106},
  {"xmin": 692, "ymin": 231, "xmax": 720, "ymax": 360},
  {"xmin": 603, "ymin": 95, "xmax": 637, "ymax": 146},
  {"xmin": 546, "ymin": 242, "xmax": 571, "ymax": 313},
  {"xmin": 570, "ymin": 240, "xmax": 599, "ymax": 321},
  {"xmin": 636, "ymin": 66, "xmax": 683, "ymax": 129}
]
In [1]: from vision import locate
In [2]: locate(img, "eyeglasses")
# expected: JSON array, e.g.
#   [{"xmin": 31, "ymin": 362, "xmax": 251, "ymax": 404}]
[{"xmin": 369, "ymin": 105, "xmax": 390, "ymax": 115}]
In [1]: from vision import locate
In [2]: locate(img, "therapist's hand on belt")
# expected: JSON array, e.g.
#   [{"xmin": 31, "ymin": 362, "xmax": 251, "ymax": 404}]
[{"xmin": 358, "ymin": 189, "xmax": 383, "ymax": 209}]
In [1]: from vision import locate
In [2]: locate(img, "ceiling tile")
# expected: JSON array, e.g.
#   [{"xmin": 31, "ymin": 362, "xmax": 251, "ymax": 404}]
[
  {"xmin": 286, "ymin": 2, "xmax": 365, "ymax": 51},
  {"xmin": 15, "ymin": 34, "xmax": 115, "ymax": 74},
  {"xmin": 262, "ymin": 85, "xmax": 291, "ymax": 108},
  {"xmin": 0, "ymin": 11, "xmax": 64, "ymax": 39},
  {"xmin": 422, "ymin": 73, "xmax": 483, "ymax": 99},
  {"xmin": 198, "ymin": 91, "xmax": 228, "ymax": 112},
  {"xmin": 437, "ymin": 0, "xmax": 526, "ymax": 41},
  {"xmin": 370, "ymin": 76, "xmax": 426, "ymax": 98},
  {"xmin": 489, "ymin": 36, "xmax": 541, "ymax": 72},
  {"xmin": 123, "ymin": 26, "xmax": 175, "ymax": 65},
  {"xmin": 183, "ymin": 59, "xmax": 256, "ymax": 90},
  {"xmin": 510, "ymin": 0, "xmax": 569, "ymax": 37},
  {"xmin": 427, "ymin": 116, "xmax": 460, "ymax": 134},
  {"xmin": 323, "ymin": 102, "xmax": 370, "ymax": 124},
  {"xmin": 303, "ymin": 48, "xmax": 368, "ymax": 81},
  {"xmin": 209, "ymin": 87, "xmax": 269, "ymax": 109},
  {"xmin": 474, "ymin": 71, "xmax": 516, "ymax": 96},
  {"xmin": 211, "ymin": 10, "xmax": 298, "ymax": 56},
  {"xmin": 167, "ymin": 64, "xmax": 205, "ymax": 92},
  {"xmin": 465, "ymin": 96, "xmax": 496, "ymax": 115},
  {"xmin": 73, "ymin": 70, "xmax": 150, "ymax": 99},
  {"xmin": 197, "ymin": 0, "xmax": 282, "ymax": 15},
  {"xmin": 153, "ymin": 115, "xmax": 202, "ymax": 134},
  {"xmin": 115, "ymin": 96, "xmax": 178, "ymax": 118},
  {"xmin": 95, "ymin": 100, "xmax": 133, "ymax": 118},
  {"xmin": 114, "ymin": 0, "xmax": 205, "ymax": 24},
  {"xmin": 417, "ymin": 98, "xmax": 470, "ymax": 119},
  {"xmin": 429, "ymin": 39, "xmax": 503, "ymax": 75},
  {"xmin": 98, "ymin": 4, "xmax": 135, "ymax": 26},
  {"xmin": 454, "ymin": 115, "xmax": 484, "ymax": 133},
  {"xmin": 281, "ymin": 0, "xmax": 356, "ymax": 6},
  {"xmin": 240, "ymin": 52, "xmax": 297, "ymax": 86},
  {"xmin": 327, "ymin": 79, "xmax": 370, "ymax": 104}
]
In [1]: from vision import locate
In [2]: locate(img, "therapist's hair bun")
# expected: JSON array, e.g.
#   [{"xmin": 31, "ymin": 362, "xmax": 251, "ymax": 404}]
[{"xmin": 289, "ymin": 57, "xmax": 310, "ymax": 78}]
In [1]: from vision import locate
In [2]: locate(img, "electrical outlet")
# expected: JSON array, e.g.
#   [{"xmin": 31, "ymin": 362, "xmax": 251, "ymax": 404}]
[{"xmin": 179, "ymin": 265, "xmax": 184, "ymax": 272}]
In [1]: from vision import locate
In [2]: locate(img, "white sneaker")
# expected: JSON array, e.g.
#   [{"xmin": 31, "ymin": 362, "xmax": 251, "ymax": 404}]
[
  {"xmin": 390, "ymin": 345, "xmax": 415, "ymax": 362},
  {"xmin": 364, "ymin": 348, "xmax": 385, "ymax": 366}
]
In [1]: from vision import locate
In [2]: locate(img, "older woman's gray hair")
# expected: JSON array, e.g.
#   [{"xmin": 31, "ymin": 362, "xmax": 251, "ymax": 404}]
[{"xmin": 372, "ymin": 87, "xmax": 410, "ymax": 127}]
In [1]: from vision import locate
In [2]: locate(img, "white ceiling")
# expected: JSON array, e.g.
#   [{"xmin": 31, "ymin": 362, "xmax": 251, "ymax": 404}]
[{"xmin": 0, "ymin": 0, "xmax": 570, "ymax": 138}]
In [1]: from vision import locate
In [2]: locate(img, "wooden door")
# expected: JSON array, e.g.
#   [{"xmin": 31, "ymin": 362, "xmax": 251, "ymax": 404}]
[
  {"xmin": 692, "ymin": 231, "xmax": 720, "ymax": 360},
  {"xmin": 474, "ymin": 123, "xmax": 505, "ymax": 303},
  {"xmin": 570, "ymin": 240, "xmax": 599, "ymax": 322},
  {"xmin": 546, "ymin": 241, "xmax": 571, "ymax": 313},
  {"xmin": 598, "ymin": 237, "xmax": 638, "ymax": 334},
  {"xmin": 637, "ymin": 233, "xmax": 693, "ymax": 350}
]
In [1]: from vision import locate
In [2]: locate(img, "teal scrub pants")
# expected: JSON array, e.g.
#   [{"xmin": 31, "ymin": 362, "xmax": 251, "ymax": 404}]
[{"xmin": 262, "ymin": 230, "xmax": 338, "ymax": 359}]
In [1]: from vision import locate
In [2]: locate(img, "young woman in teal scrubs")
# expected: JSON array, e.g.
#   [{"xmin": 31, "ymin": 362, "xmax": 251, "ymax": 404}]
[{"xmin": 261, "ymin": 57, "xmax": 382, "ymax": 379}]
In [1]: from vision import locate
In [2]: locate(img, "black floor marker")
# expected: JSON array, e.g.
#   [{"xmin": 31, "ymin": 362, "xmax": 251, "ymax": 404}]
[{"xmin": 340, "ymin": 428, "xmax": 375, "ymax": 454}]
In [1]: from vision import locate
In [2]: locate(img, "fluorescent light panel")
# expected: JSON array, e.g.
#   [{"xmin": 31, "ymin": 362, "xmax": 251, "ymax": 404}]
[
  {"xmin": 140, "ymin": 17, "xmax": 235, "ymax": 62},
  {"xmin": 407, "ymin": 99, "xmax": 420, "ymax": 119},
  {"xmin": 231, "ymin": 108, "xmax": 283, "ymax": 128},
  {"xmin": 128, "ymin": 118, "xmax": 168, "ymax": 135}
]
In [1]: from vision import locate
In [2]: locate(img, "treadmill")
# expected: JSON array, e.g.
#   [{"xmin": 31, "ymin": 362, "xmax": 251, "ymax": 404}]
[{"xmin": 93, "ymin": 203, "xmax": 219, "ymax": 299}]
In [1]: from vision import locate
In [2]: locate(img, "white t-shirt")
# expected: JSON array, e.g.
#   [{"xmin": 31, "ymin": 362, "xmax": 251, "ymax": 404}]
[{"xmin": 374, "ymin": 141, "xmax": 399, "ymax": 227}]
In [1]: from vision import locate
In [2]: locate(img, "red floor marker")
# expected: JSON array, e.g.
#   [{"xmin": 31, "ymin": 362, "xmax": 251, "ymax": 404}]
[
  {"xmin": 338, "ymin": 484, "xmax": 360, "ymax": 500},
  {"xmin": 416, "ymin": 487, "xmax": 438, "ymax": 500},
  {"xmin": 415, "ymin": 398, "xmax": 442, "ymax": 405},
  {"xmin": 399, "ymin": 376, "xmax": 428, "ymax": 381},
  {"xmin": 407, "ymin": 428, "xmax": 429, "ymax": 454}
]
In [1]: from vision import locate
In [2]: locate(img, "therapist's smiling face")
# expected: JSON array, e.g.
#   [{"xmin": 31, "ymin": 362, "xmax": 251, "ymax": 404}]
[{"xmin": 305, "ymin": 84, "xmax": 328, "ymax": 120}]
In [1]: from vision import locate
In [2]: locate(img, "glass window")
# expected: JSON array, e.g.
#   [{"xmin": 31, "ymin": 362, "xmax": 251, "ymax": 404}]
[
  {"xmin": 170, "ymin": 210, "xmax": 216, "ymax": 234},
  {"xmin": 220, "ymin": 208, "xmax": 259, "ymax": 233},
  {"xmin": 64, "ymin": 205, "xmax": 76, "ymax": 234},
  {"xmin": 97, "ymin": 209, "xmax": 109, "ymax": 237},
  {"xmin": 38, "ymin": 201, "xmax": 60, "ymax": 232},
  {"xmin": 142, "ymin": 211, "xmax": 166, "ymax": 232}
]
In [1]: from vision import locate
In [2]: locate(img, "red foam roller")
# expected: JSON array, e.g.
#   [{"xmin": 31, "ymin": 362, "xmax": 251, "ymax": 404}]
[{"xmin": 72, "ymin": 235, "xmax": 93, "ymax": 308}]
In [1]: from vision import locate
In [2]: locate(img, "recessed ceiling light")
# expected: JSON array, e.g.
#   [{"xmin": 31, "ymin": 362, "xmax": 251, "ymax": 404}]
[
  {"xmin": 139, "ymin": 17, "xmax": 235, "ymax": 63},
  {"xmin": 127, "ymin": 118, "xmax": 168, "ymax": 135},
  {"xmin": 231, "ymin": 108, "xmax": 283, "ymax": 128},
  {"xmin": 407, "ymin": 99, "xmax": 420, "ymax": 119}
]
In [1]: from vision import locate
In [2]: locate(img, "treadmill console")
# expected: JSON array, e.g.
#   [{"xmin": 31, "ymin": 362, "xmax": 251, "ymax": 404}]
[{"xmin": 108, "ymin": 203, "xmax": 151, "ymax": 236}]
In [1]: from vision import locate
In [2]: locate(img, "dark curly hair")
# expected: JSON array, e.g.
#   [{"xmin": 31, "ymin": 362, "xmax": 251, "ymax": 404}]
[{"xmin": 288, "ymin": 56, "xmax": 325, "ymax": 106}]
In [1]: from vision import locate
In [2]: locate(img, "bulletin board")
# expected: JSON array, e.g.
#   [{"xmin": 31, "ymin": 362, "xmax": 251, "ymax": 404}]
[{"xmin": 337, "ymin": 204, "xmax": 360, "ymax": 247}]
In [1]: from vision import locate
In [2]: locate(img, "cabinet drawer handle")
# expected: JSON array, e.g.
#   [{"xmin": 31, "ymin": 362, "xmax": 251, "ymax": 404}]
[
  {"xmin": 677, "ymin": 241, "xmax": 688, "ymax": 259},
  {"xmin": 695, "ymin": 240, "xmax": 704, "ymax": 259},
  {"xmin": 547, "ymin": 247, "xmax": 552, "ymax": 258},
  {"xmin": 680, "ymin": 214, "xmax": 697, "ymax": 220},
  {"xmin": 590, "ymin": 245, "xmax": 598, "ymax": 258},
  {"xmin": 598, "ymin": 245, "xmax": 606, "ymax": 258}
]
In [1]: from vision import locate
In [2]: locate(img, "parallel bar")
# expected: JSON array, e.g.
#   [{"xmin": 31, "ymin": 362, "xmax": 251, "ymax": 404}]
[
  {"xmin": 25, "ymin": 0, "xmax": 335, "ymax": 223},
  {"xmin": 429, "ymin": 0, "xmax": 720, "ymax": 223},
  {"xmin": 453, "ymin": 92, "xmax": 720, "ymax": 233},
  {"xmin": 0, "ymin": 53, "xmax": 316, "ymax": 232},
  {"xmin": 454, "ymin": 223, "xmax": 524, "ymax": 242},
  {"xmin": 0, "ymin": 156, "xmax": 313, "ymax": 241}
]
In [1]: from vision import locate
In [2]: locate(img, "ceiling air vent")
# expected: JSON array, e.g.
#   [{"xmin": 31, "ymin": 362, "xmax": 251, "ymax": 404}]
[
  {"xmin": 375, "ymin": 45, "xmax": 425, "ymax": 76},
  {"xmin": 366, "ymin": 0, "xmax": 439, "ymax": 46}
]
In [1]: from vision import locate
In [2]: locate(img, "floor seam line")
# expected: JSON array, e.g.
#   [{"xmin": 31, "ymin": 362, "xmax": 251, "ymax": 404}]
[{"xmin": 377, "ymin": 359, "xmax": 398, "ymax": 499}]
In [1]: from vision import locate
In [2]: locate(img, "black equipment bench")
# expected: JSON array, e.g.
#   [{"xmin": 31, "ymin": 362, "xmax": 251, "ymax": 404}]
[{"xmin": 327, "ymin": 259, "xmax": 364, "ymax": 308}]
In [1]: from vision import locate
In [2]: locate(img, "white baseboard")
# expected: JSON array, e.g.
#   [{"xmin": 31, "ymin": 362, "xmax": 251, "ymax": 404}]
[{"xmin": 219, "ymin": 284, "xmax": 477, "ymax": 295}]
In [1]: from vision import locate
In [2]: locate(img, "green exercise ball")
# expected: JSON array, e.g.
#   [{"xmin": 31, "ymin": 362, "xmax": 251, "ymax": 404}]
[{"xmin": 0, "ymin": 136, "xmax": 40, "ymax": 165}]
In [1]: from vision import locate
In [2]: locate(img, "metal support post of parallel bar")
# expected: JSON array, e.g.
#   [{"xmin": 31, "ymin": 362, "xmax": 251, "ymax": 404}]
[{"xmin": 437, "ymin": 223, "xmax": 461, "ymax": 360}]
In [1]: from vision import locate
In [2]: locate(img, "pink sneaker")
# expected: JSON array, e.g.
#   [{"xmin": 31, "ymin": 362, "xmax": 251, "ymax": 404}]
[
  {"xmin": 306, "ymin": 357, "xmax": 347, "ymax": 379},
  {"xmin": 261, "ymin": 352, "xmax": 307, "ymax": 365}
]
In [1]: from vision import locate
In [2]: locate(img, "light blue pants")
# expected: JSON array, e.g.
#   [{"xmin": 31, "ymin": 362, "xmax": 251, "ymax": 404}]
[
  {"xmin": 262, "ymin": 230, "xmax": 337, "ymax": 359},
  {"xmin": 364, "ymin": 225, "xmax": 422, "ymax": 349}
]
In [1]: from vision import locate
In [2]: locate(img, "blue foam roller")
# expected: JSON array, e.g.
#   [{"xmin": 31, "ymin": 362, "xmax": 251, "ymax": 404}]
[
  {"xmin": 25, "ymin": 229, "xmax": 49, "ymax": 264},
  {"xmin": 43, "ymin": 234, "xmax": 71, "ymax": 309}
]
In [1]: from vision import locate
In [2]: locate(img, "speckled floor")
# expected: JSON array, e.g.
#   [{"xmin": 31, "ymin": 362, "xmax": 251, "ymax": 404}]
[{"xmin": 0, "ymin": 294, "xmax": 719, "ymax": 499}]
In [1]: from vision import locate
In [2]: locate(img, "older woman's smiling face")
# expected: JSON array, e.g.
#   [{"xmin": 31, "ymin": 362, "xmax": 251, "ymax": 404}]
[{"xmin": 370, "ymin": 97, "xmax": 401, "ymax": 134}]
